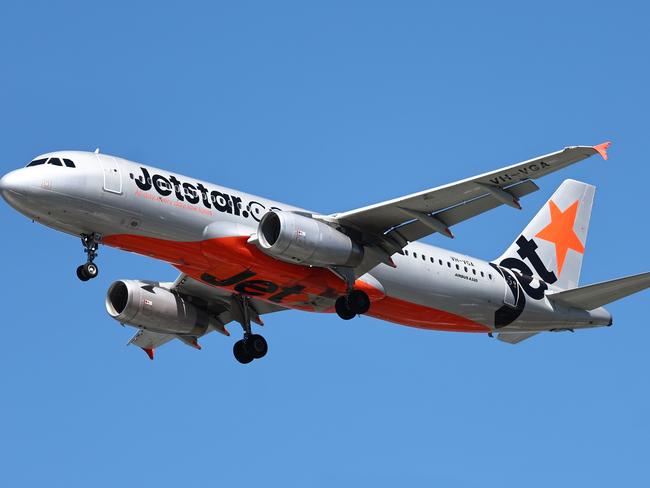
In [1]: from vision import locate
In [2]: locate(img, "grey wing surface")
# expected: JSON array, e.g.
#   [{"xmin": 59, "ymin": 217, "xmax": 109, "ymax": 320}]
[{"xmin": 324, "ymin": 143, "xmax": 610, "ymax": 277}]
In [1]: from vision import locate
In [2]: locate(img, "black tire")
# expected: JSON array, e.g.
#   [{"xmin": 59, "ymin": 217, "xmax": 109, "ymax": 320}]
[
  {"xmin": 335, "ymin": 296, "xmax": 356, "ymax": 320},
  {"xmin": 76, "ymin": 265, "xmax": 90, "ymax": 282},
  {"xmin": 347, "ymin": 289, "xmax": 370, "ymax": 315},
  {"xmin": 233, "ymin": 340, "xmax": 254, "ymax": 364},
  {"xmin": 245, "ymin": 334, "xmax": 268, "ymax": 359},
  {"xmin": 83, "ymin": 262, "xmax": 99, "ymax": 279}
]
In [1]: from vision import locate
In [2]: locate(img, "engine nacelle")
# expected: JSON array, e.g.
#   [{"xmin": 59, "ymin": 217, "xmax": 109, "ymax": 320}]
[
  {"xmin": 105, "ymin": 280, "xmax": 219, "ymax": 335},
  {"xmin": 257, "ymin": 210, "xmax": 363, "ymax": 267}
]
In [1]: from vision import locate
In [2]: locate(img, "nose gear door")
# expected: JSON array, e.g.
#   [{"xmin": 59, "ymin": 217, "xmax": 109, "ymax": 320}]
[{"xmin": 96, "ymin": 154, "xmax": 122, "ymax": 194}]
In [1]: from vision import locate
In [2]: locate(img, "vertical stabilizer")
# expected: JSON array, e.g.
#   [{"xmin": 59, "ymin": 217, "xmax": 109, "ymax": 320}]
[{"xmin": 496, "ymin": 179, "xmax": 595, "ymax": 290}]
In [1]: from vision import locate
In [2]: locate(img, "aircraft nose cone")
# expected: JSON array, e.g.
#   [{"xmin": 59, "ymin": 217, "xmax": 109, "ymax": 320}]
[
  {"xmin": 0, "ymin": 169, "xmax": 33, "ymax": 207},
  {"xmin": 0, "ymin": 170, "xmax": 22, "ymax": 195}
]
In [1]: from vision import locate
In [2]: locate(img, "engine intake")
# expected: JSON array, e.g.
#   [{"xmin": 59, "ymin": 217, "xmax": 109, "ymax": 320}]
[
  {"xmin": 257, "ymin": 210, "xmax": 363, "ymax": 267},
  {"xmin": 106, "ymin": 280, "xmax": 221, "ymax": 335}
]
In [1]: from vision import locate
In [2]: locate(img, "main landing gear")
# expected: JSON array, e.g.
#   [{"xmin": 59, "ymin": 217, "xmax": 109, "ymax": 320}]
[
  {"xmin": 231, "ymin": 294, "xmax": 268, "ymax": 364},
  {"xmin": 335, "ymin": 289, "xmax": 370, "ymax": 320},
  {"xmin": 233, "ymin": 334, "xmax": 268, "ymax": 365},
  {"xmin": 76, "ymin": 233, "xmax": 101, "ymax": 282}
]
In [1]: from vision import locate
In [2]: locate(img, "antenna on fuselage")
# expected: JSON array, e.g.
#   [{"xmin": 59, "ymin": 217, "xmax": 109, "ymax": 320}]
[{"xmin": 94, "ymin": 148, "xmax": 100, "ymax": 154}]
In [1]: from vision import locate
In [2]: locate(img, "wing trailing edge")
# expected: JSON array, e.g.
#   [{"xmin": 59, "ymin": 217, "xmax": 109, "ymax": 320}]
[{"xmin": 497, "ymin": 332, "xmax": 539, "ymax": 344}]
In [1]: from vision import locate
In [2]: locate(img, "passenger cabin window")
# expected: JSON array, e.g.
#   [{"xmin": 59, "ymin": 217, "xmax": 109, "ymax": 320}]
[
  {"xmin": 63, "ymin": 158, "xmax": 76, "ymax": 168},
  {"xmin": 422, "ymin": 254, "xmax": 426, "ymax": 261},
  {"xmin": 404, "ymin": 250, "xmax": 409, "ymax": 256},
  {"xmin": 48, "ymin": 158, "xmax": 63, "ymax": 166},
  {"xmin": 27, "ymin": 158, "xmax": 47, "ymax": 167},
  {"xmin": 413, "ymin": 252, "xmax": 417, "ymax": 259},
  {"xmin": 439, "ymin": 259, "xmax": 443, "ymax": 265}
]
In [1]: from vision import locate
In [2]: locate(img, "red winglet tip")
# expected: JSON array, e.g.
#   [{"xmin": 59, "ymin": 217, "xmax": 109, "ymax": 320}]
[
  {"xmin": 593, "ymin": 141, "xmax": 612, "ymax": 160},
  {"xmin": 141, "ymin": 347, "xmax": 154, "ymax": 360}
]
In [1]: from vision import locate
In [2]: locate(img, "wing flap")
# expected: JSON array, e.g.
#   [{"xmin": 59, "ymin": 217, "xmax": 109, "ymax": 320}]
[
  {"xmin": 549, "ymin": 272, "xmax": 650, "ymax": 310},
  {"xmin": 497, "ymin": 332, "xmax": 539, "ymax": 344},
  {"xmin": 127, "ymin": 329, "xmax": 176, "ymax": 359}
]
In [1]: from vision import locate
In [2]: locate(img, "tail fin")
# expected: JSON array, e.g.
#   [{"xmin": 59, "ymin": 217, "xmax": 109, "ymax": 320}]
[{"xmin": 496, "ymin": 179, "xmax": 595, "ymax": 290}]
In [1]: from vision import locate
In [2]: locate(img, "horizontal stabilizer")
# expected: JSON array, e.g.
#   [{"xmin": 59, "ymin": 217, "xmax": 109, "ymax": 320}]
[
  {"xmin": 549, "ymin": 272, "xmax": 650, "ymax": 310},
  {"xmin": 497, "ymin": 332, "xmax": 539, "ymax": 344}
]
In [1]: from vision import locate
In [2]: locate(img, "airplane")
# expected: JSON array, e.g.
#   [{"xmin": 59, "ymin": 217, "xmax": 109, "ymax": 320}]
[{"xmin": 1, "ymin": 142, "xmax": 649, "ymax": 364}]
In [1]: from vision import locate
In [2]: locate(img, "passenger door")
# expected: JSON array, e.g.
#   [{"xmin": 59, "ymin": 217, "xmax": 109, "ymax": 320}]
[{"xmin": 96, "ymin": 154, "xmax": 122, "ymax": 194}]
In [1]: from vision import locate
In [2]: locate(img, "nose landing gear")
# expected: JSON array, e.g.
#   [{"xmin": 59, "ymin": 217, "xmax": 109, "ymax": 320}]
[{"xmin": 76, "ymin": 233, "xmax": 101, "ymax": 281}]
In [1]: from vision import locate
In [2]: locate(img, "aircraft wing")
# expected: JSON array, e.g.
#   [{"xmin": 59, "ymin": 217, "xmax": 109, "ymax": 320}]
[
  {"xmin": 326, "ymin": 143, "xmax": 610, "ymax": 276},
  {"xmin": 128, "ymin": 274, "xmax": 288, "ymax": 359},
  {"xmin": 171, "ymin": 273, "xmax": 288, "ymax": 319}
]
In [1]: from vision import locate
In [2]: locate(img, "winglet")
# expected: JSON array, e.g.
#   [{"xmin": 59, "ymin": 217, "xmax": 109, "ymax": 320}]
[
  {"xmin": 141, "ymin": 347, "xmax": 155, "ymax": 360},
  {"xmin": 593, "ymin": 141, "xmax": 611, "ymax": 160}
]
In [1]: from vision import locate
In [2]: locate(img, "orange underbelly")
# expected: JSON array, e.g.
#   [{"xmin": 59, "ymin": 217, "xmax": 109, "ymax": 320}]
[{"xmin": 103, "ymin": 233, "xmax": 489, "ymax": 332}]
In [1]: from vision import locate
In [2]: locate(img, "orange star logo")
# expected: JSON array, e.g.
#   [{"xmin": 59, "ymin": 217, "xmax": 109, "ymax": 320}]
[{"xmin": 535, "ymin": 200, "xmax": 585, "ymax": 276}]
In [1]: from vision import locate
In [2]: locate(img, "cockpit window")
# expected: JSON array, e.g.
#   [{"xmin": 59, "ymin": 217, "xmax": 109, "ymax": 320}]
[
  {"xmin": 48, "ymin": 158, "xmax": 63, "ymax": 166},
  {"xmin": 27, "ymin": 158, "xmax": 47, "ymax": 167},
  {"xmin": 63, "ymin": 158, "xmax": 76, "ymax": 168}
]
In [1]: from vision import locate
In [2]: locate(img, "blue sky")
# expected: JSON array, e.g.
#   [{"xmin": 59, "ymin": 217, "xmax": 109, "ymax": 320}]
[{"xmin": 1, "ymin": 1, "xmax": 649, "ymax": 486}]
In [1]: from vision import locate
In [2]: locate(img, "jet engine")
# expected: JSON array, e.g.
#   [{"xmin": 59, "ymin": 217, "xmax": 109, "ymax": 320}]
[
  {"xmin": 105, "ymin": 280, "xmax": 221, "ymax": 335},
  {"xmin": 256, "ymin": 210, "xmax": 363, "ymax": 267}
]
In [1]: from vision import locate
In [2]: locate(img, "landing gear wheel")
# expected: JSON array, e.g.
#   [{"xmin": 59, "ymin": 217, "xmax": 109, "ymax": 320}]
[
  {"xmin": 347, "ymin": 290, "xmax": 370, "ymax": 315},
  {"xmin": 83, "ymin": 262, "xmax": 99, "ymax": 279},
  {"xmin": 335, "ymin": 296, "xmax": 356, "ymax": 320},
  {"xmin": 245, "ymin": 334, "xmax": 268, "ymax": 359},
  {"xmin": 233, "ymin": 340, "xmax": 254, "ymax": 364},
  {"xmin": 76, "ymin": 265, "xmax": 90, "ymax": 282},
  {"xmin": 78, "ymin": 233, "xmax": 101, "ymax": 283}
]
